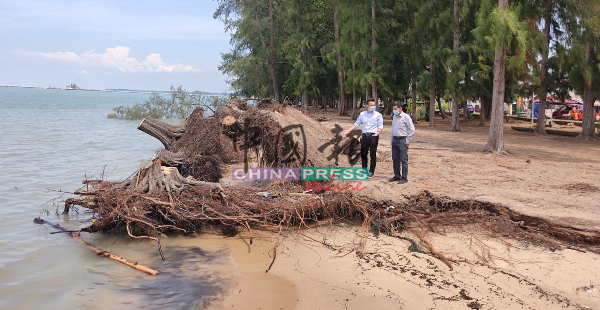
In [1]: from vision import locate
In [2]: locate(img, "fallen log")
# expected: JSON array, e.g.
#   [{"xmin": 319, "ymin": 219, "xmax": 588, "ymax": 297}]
[
  {"xmin": 137, "ymin": 117, "xmax": 186, "ymax": 150},
  {"xmin": 338, "ymin": 136, "xmax": 360, "ymax": 155},
  {"xmin": 510, "ymin": 126, "xmax": 580, "ymax": 137},
  {"xmin": 33, "ymin": 218, "xmax": 160, "ymax": 275},
  {"xmin": 153, "ymin": 148, "xmax": 184, "ymax": 166}
]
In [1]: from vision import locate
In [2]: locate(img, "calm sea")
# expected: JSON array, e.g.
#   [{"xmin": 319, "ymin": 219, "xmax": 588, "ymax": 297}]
[{"xmin": 0, "ymin": 87, "xmax": 232, "ymax": 310}]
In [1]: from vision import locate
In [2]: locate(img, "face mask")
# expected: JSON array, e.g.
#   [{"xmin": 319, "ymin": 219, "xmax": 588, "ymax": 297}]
[
  {"xmin": 369, "ymin": 106, "xmax": 376, "ymax": 112},
  {"xmin": 393, "ymin": 109, "xmax": 399, "ymax": 115}
]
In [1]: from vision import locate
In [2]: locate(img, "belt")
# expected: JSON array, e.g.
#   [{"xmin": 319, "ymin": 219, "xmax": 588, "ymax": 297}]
[
  {"xmin": 393, "ymin": 136, "xmax": 406, "ymax": 139},
  {"xmin": 362, "ymin": 133, "xmax": 377, "ymax": 136}
]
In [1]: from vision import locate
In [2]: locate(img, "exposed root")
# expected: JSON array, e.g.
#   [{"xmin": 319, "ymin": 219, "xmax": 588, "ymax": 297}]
[
  {"xmin": 60, "ymin": 99, "xmax": 600, "ymax": 268},
  {"xmin": 126, "ymin": 223, "xmax": 165, "ymax": 261},
  {"xmin": 411, "ymin": 214, "xmax": 453, "ymax": 271}
]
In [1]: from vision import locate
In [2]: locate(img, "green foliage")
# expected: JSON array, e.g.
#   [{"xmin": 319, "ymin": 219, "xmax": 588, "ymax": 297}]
[
  {"xmin": 107, "ymin": 86, "xmax": 226, "ymax": 120},
  {"xmin": 213, "ymin": 0, "xmax": 595, "ymax": 113}
]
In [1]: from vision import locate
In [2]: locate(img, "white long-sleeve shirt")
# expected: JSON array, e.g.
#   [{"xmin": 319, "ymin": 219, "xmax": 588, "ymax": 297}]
[
  {"xmin": 391, "ymin": 112, "xmax": 415, "ymax": 142},
  {"xmin": 354, "ymin": 110, "xmax": 383, "ymax": 134}
]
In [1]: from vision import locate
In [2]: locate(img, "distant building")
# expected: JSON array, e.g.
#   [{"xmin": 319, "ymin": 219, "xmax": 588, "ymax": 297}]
[{"xmin": 65, "ymin": 83, "xmax": 80, "ymax": 90}]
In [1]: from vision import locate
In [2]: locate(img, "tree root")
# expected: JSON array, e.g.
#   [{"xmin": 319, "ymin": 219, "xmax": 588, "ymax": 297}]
[
  {"xmin": 410, "ymin": 214, "xmax": 453, "ymax": 271},
  {"xmin": 126, "ymin": 223, "xmax": 165, "ymax": 261}
]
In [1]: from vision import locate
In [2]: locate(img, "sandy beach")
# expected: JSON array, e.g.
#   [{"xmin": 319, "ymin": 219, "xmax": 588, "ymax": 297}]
[{"xmin": 221, "ymin": 113, "xmax": 600, "ymax": 310}]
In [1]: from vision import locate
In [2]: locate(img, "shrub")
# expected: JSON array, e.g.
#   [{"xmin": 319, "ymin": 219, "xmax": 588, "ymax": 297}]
[{"xmin": 108, "ymin": 86, "xmax": 228, "ymax": 120}]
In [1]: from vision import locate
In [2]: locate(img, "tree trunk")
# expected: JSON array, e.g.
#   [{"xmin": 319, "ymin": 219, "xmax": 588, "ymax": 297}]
[
  {"xmin": 449, "ymin": 0, "xmax": 461, "ymax": 132},
  {"xmin": 352, "ymin": 90, "xmax": 358, "ymax": 120},
  {"xmin": 302, "ymin": 94, "xmax": 308, "ymax": 110},
  {"xmin": 577, "ymin": 42, "xmax": 599, "ymax": 141},
  {"xmin": 437, "ymin": 97, "xmax": 446, "ymax": 119},
  {"xmin": 371, "ymin": 0, "xmax": 378, "ymax": 104},
  {"xmin": 484, "ymin": 0, "xmax": 508, "ymax": 154},
  {"xmin": 268, "ymin": 0, "xmax": 280, "ymax": 103},
  {"xmin": 479, "ymin": 93, "xmax": 489, "ymax": 126},
  {"xmin": 383, "ymin": 94, "xmax": 393, "ymax": 115},
  {"xmin": 534, "ymin": 1, "xmax": 553, "ymax": 135},
  {"xmin": 137, "ymin": 117, "xmax": 186, "ymax": 151},
  {"xmin": 153, "ymin": 148, "xmax": 184, "ymax": 167},
  {"xmin": 255, "ymin": 11, "xmax": 279, "ymax": 104},
  {"xmin": 411, "ymin": 80, "xmax": 418, "ymax": 123},
  {"xmin": 429, "ymin": 63, "xmax": 436, "ymax": 127},
  {"xmin": 462, "ymin": 101, "xmax": 469, "ymax": 122}
]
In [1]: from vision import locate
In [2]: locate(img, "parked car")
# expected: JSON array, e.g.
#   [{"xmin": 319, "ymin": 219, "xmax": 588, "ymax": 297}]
[
  {"xmin": 467, "ymin": 104, "xmax": 474, "ymax": 113},
  {"xmin": 552, "ymin": 105, "xmax": 576, "ymax": 119}
]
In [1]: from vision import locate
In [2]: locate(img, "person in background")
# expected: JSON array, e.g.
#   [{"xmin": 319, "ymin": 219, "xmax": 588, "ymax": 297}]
[
  {"xmin": 342, "ymin": 98, "xmax": 383, "ymax": 178},
  {"xmin": 571, "ymin": 106, "xmax": 582, "ymax": 121},
  {"xmin": 389, "ymin": 101, "xmax": 415, "ymax": 184}
]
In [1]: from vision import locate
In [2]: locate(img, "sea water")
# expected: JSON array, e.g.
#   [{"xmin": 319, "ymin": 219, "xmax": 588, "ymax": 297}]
[{"xmin": 0, "ymin": 87, "xmax": 232, "ymax": 310}]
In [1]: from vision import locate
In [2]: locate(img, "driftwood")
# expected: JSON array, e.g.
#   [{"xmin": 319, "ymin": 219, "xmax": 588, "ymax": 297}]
[{"xmin": 34, "ymin": 218, "xmax": 159, "ymax": 275}]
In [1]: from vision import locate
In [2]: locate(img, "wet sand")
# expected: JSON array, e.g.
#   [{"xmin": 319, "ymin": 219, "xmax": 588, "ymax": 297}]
[
  {"xmin": 224, "ymin": 224, "xmax": 599, "ymax": 310},
  {"xmin": 222, "ymin": 232, "xmax": 298, "ymax": 309}
]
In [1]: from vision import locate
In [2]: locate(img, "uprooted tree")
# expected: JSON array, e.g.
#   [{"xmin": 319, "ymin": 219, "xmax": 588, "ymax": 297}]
[{"xmin": 63, "ymin": 98, "xmax": 600, "ymax": 269}]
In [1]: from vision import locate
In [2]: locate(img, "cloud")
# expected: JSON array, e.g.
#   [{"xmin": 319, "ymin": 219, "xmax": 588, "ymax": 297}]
[
  {"xmin": 0, "ymin": 1, "xmax": 226, "ymax": 41},
  {"xmin": 77, "ymin": 70, "xmax": 92, "ymax": 75},
  {"xmin": 13, "ymin": 46, "xmax": 200, "ymax": 73}
]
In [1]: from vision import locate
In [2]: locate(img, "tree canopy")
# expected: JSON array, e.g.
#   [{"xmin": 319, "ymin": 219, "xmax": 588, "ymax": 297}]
[{"xmin": 215, "ymin": 0, "xmax": 600, "ymax": 147}]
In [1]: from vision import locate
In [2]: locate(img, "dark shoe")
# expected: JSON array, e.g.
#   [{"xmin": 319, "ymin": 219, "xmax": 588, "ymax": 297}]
[
  {"xmin": 388, "ymin": 176, "xmax": 400, "ymax": 182},
  {"xmin": 369, "ymin": 171, "xmax": 374, "ymax": 178},
  {"xmin": 397, "ymin": 179, "xmax": 408, "ymax": 184}
]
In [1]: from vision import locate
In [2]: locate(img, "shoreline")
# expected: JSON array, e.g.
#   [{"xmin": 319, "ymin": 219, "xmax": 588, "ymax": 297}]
[
  {"xmin": 221, "ymin": 223, "xmax": 599, "ymax": 310},
  {"xmin": 222, "ymin": 231, "xmax": 299, "ymax": 309},
  {"xmin": 0, "ymin": 84, "xmax": 229, "ymax": 96}
]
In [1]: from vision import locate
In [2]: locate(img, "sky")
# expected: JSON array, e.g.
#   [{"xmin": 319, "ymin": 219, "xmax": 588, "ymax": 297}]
[{"xmin": 0, "ymin": 0, "xmax": 232, "ymax": 92}]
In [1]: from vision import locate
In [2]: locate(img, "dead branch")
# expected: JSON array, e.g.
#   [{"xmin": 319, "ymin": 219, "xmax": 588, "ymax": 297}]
[{"xmin": 34, "ymin": 218, "xmax": 159, "ymax": 275}]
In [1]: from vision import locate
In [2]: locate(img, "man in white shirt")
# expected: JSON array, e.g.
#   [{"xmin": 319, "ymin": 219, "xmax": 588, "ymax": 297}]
[
  {"xmin": 389, "ymin": 101, "xmax": 415, "ymax": 184},
  {"xmin": 342, "ymin": 99, "xmax": 383, "ymax": 177}
]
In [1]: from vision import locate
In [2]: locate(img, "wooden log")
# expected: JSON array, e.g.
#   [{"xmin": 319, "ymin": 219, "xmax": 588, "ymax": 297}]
[
  {"xmin": 510, "ymin": 126, "xmax": 535, "ymax": 133},
  {"xmin": 510, "ymin": 126, "xmax": 580, "ymax": 137},
  {"xmin": 338, "ymin": 136, "xmax": 354, "ymax": 149},
  {"xmin": 33, "ymin": 218, "xmax": 160, "ymax": 275},
  {"xmin": 214, "ymin": 102, "xmax": 246, "ymax": 122},
  {"xmin": 546, "ymin": 129, "xmax": 581, "ymax": 137},
  {"xmin": 338, "ymin": 136, "xmax": 360, "ymax": 155},
  {"xmin": 137, "ymin": 117, "xmax": 186, "ymax": 150},
  {"xmin": 153, "ymin": 148, "xmax": 184, "ymax": 166}
]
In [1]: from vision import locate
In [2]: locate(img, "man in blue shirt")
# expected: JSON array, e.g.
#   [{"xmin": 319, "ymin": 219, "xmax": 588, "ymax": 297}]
[
  {"xmin": 389, "ymin": 101, "xmax": 415, "ymax": 184},
  {"xmin": 342, "ymin": 99, "xmax": 383, "ymax": 177}
]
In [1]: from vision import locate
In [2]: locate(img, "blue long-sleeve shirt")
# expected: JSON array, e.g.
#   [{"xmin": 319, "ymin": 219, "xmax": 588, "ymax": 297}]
[
  {"xmin": 391, "ymin": 112, "xmax": 415, "ymax": 142},
  {"xmin": 354, "ymin": 110, "xmax": 383, "ymax": 134}
]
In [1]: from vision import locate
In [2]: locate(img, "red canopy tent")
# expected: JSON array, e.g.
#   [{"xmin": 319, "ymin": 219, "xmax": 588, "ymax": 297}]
[{"xmin": 533, "ymin": 95, "xmax": 580, "ymax": 105}]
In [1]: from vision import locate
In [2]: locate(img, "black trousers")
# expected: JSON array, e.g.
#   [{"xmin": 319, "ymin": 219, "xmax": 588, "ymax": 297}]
[
  {"xmin": 391, "ymin": 136, "xmax": 408, "ymax": 179},
  {"xmin": 360, "ymin": 134, "xmax": 379, "ymax": 173}
]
